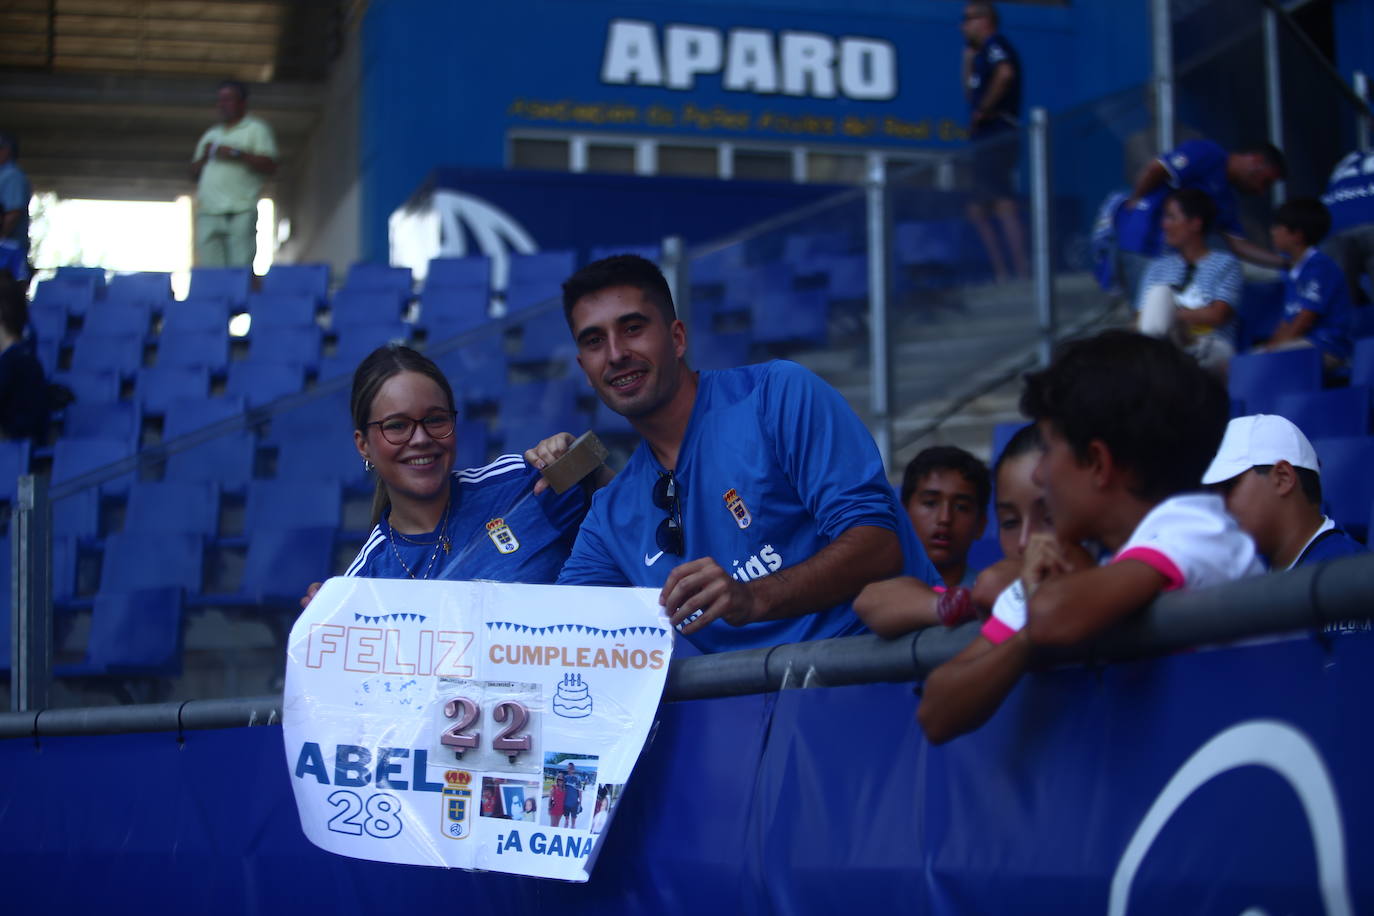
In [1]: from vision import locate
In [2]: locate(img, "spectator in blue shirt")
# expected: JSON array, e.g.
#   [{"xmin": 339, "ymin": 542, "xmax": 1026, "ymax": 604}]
[
  {"xmin": 1202, "ymin": 414, "xmax": 1364, "ymax": 570},
  {"xmin": 1259, "ymin": 198, "xmax": 1353, "ymax": 367},
  {"xmin": 553, "ymin": 255, "xmax": 940, "ymax": 653},
  {"xmin": 1120, "ymin": 139, "xmax": 1287, "ymax": 285},
  {"xmin": 1321, "ymin": 148, "xmax": 1374, "ymax": 306},
  {"xmin": 960, "ymin": 2, "xmax": 1027, "ymax": 283},
  {"xmin": 0, "ymin": 131, "xmax": 31, "ymax": 284}
]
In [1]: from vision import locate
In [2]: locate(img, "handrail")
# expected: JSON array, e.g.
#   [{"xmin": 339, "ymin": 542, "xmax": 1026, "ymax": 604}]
[{"xmin": 4, "ymin": 552, "xmax": 1371, "ymax": 739}]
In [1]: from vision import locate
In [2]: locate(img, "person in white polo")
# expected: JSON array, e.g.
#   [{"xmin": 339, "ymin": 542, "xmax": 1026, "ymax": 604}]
[{"xmin": 190, "ymin": 80, "xmax": 277, "ymax": 268}]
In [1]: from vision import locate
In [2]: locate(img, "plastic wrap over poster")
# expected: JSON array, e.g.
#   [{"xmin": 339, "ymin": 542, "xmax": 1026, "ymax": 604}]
[{"xmin": 283, "ymin": 577, "xmax": 672, "ymax": 881}]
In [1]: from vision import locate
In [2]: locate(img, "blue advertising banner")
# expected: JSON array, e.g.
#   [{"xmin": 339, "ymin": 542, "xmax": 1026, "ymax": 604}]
[{"xmin": 2, "ymin": 632, "xmax": 1368, "ymax": 913}]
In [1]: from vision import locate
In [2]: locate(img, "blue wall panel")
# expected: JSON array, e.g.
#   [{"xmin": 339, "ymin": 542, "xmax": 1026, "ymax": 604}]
[{"xmin": 2, "ymin": 634, "xmax": 1371, "ymax": 913}]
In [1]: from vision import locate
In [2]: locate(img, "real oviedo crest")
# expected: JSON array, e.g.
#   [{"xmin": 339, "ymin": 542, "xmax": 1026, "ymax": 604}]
[
  {"xmin": 486, "ymin": 518, "xmax": 520, "ymax": 554},
  {"xmin": 723, "ymin": 488, "xmax": 751, "ymax": 529}
]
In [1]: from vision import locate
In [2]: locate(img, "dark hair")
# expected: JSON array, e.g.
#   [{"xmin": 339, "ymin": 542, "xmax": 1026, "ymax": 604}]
[
  {"xmin": 0, "ymin": 130, "xmax": 17, "ymax": 159},
  {"xmin": 1166, "ymin": 187, "xmax": 1218, "ymax": 236},
  {"xmin": 900, "ymin": 445, "xmax": 990, "ymax": 512},
  {"xmin": 1252, "ymin": 464, "xmax": 1323, "ymax": 506},
  {"xmin": 561, "ymin": 254, "xmax": 676, "ymax": 327},
  {"xmin": 992, "ymin": 422, "xmax": 1042, "ymax": 491},
  {"xmin": 967, "ymin": 2, "xmax": 999, "ymax": 28},
  {"xmin": 1020, "ymin": 330, "xmax": 1229, "ymax": 503},
  {"xmin": 218, "ymin": 79, "xmax": 248, "ymax": 102},
  {"xmin": 1241, "ymin": 142, "xmax": 1287, "ymax": 180},
  {"xmin": 0, "ymin": 271, "xmax": 27, "ymax": 336},
  {"xmin": 1273, "ymin": 197, "xmax": 1332, "ymax": 247},
  {"xmin": 351, "ymin": 344, "xmax": 457, "ymax": 523}
]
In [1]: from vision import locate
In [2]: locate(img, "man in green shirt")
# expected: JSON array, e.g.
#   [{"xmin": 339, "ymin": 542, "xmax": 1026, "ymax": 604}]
[{"xmin": 190, "ymin": 80, "xmax": 277, "ymax": 268}]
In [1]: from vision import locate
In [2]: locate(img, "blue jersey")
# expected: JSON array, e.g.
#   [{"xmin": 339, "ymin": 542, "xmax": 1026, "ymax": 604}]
[
  {"xmin": 1283, "ymin": 248, "xmax": 1352, "ymax": 361},
  {"xmin": 557, "ymin": 360, "xmax": 940, "ymax": 654},
  {"xmin": 1292, "ymin": 521, "xmax": 1365, "ymax": 569},
  {"xmin": 1322, "ymin": 150, "xmax": 1374, "ymax": 233},
  {"xmin": 345, "ymin": 454, "xmax": 588, "ymax": 584},
  {"xmin": 1159, "ymin": 139, "xmax": 1242, "ymax": 237},
  {"xmin": 968, "ymin": 33, "xmax": 1021, "ymax": 138}
]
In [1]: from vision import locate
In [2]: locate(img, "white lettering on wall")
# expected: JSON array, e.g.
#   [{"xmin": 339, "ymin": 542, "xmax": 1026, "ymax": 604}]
[{"xmin": 600, "ymin": 20, "xmax": 898, "ymax": 101}]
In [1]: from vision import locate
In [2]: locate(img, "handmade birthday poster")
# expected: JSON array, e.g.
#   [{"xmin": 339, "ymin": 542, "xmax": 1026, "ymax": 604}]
[{"xmin": 283, "ymin": 577, "xmax": 672, "ymax": 881}]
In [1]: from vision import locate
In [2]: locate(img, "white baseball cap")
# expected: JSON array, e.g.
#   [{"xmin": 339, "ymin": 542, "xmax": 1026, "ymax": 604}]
[{"xmin": 1201, "ymin": 414, "xmax": 1321, "ymax": 485}]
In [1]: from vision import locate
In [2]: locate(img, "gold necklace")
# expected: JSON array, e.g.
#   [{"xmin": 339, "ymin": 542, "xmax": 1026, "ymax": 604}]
[{"xmin": 387, "ymin": 499, "xmax": 453, "ymax": 579}]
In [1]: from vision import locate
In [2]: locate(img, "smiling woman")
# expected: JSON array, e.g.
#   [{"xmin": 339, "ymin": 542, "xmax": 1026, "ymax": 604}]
[{"xmin": 299, "ymin": 344, "xmax": 600, "ymax": 604}]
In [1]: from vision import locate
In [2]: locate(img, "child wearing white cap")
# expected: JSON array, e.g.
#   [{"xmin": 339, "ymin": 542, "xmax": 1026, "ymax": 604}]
[{"xmin": 1202, "ymin": 414, "xmax": 1365, "ymax": 570}]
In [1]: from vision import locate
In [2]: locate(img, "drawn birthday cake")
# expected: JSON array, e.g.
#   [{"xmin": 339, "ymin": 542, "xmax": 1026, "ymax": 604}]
[{"xmin": 552, "ymin": 673, "xmax": 593, "ymax": 718}]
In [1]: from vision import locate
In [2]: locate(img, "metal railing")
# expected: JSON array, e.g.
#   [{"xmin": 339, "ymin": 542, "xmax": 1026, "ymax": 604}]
[{"xmin": 5, "ymin": 551, "xmax": 1371, "ymax": 739}]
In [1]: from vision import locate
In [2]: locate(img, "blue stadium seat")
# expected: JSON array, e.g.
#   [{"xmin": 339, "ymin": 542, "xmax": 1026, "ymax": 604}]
[
  {"xmin": 0, "ymin": 439, "xmax": 30, "ymax": 502},
  {"xmin": 425, "ymin": 255, "xmax": 490, "ymax": 292},
  {"xmin": 29, "ymin": 302, "xmax": 68, "ymax": 343},
  {"xmin": 34, "ymin": 338, "xmax": 58, "ymax": 375},
  {"xmin": 246, "ymin": 325, "xmax": 322, "ymax": 369},
  {"xmin": 1349, "ymin": 304, "xmax": 1374, "ymax": 341},
  {"xmin": 1228, "ymin": 348, "xmax": 1322, "ymax": 416},
  {"xmin": 895, "ymin": 221, "xmax": 961, "ymax": 267},
  {"xmin": 813, "ymin": 254, "xmax": 868, "ymax": 301},
  {"xmin": 52, "ymin": 437, "xmax": 135, "ymax": 492},
  {"xmin": 61, "ymin": 401, "xmax": 140, "ymax": 447},
  {"xmin": 689, "ymin": 331, "xmax": 751, "ymax": 371},
  {"xmin": 163, "ymin": 396, "xmax": 254, "ymax": 486},
  {"xmin": 55, "ymin": 266, "xmax": 106, "ymax": 289},
  {"xmin": 105, "ymin": 272, "xmax": 172, "ymax": 306},
  {"xmin": 331, "ymin": 322, "xmax": 410, "ymax": 365},
  {"xmin": 508, "ymin": 250, "xmax": 575, "ymax": 292},
  {"xmin": 32, "ymin": 277, "xmax": 97, "ymax": 315},
  {"xmin": 52, "ymin": 369, "xmax": 120, "ymax": 405},
  {"xmin": 69, "ymin": 332, "xmax": 144, "ymax": 376},
  {"xmin": 248, "ymin": 292, "xmax": 318, "ymax": 330},
  {"xmin": 135, "ymin": 366, "xmax": 211, "ymax": 414},
  {"xmin": 1351, "ymin": 337, "xmax": 1374, "ymax": 388},
  {"xmin": 52, "ymin": 489, "xmax": 99, "ymax": 541},
  {"xmin": 262, "ymin": 263, "xmax": 330, "ymax": 303},
  {"xmin": 275, "ymin": 435, "xmax": 368, "ymax": 487},
  {"xmin": 238, "ymin": 526, "xmax": 337, "ymax": 605},
  {"xmin": 330, "ymin": 288, "xmax": 408, "ymax": 329},
  {"xmin": 591, "ymin": 399, "xmax": 633, "ymax": 437},
  {"xmin": 418, "ymin": 288, "xmax": 489, "ymax": 339},
  {"xmin": 226, "ymin": 362, "xmax": 305, "ymax": 408},
  {"xmin": 260, "ymin": 389, "xmax": 350, "ymax": 446},
  {"xmin": 123, "ymin": 481, "xmax": 219, "ymax": 535},
  {"xmin": 783, "ymin": 231, "xmax": 853, "ymax": 267},
  {"xmin": 189, "ymin": 267, "xmax": 251, "ymax": 307},
  {"xmin": 245, "ymin": 478, "xmax": 341, "ymax": 531},
  {"xmin": 751, "ymin": 290, "xmax": 828, "ymax": 347},
  {"xmin": 162, "ymin": 298, "xmax": 231, "ymax": 335},
  {"xmin": 99, "ymin": 532, "xmax": 202, "ymax": 594},
  {"xmin": 1234, "ymin": 281, "xmax": 1286, "ymax": 350},
  {"xmin": 454, "ymin": 419, "xmax": 489, "ymax": 470},
  {"xmin": 52, "ymin": 534, "xmax": 78, "ymax": 604},
  {"xmin": 83, "ymin": 302, "xmax": 152, "ymax": 338},
  {"xmin": 57, "ymin": 587, "xmax": 184, "ymax": 676},
  {"xmin": 967, "ymin": 536, "xmax": 1005, "ymax": 571},
  {"xmin": 505, "ymin": 284, "xmax": 560, "ymax": 315},
  {"xmin": 1311, "ymin": 436, "xmax": 1374, "ymax": 542},
  {"xmin": 511, "ymin": 316, "xmax": 576, "ymax": 364},
  {"xmin": 343, "ymin": 263, "xmax": 412, "ymax": 297},
  {"xmin": 155, "ymin": 328, "xmax": 229, "ymax": 372},
  {"xmin": 502, "ymin": 379, "xmax": 577, "ymax": 421},
  {"xmin": 436, "ymin": 337, "xmax": 508, "ymax": 405},
  {"xmin": 1274, "ymin": 386, "xmax": 1372, "ymax": 440},
  {"xmin": 728, "ymin": 262, "xmax": 794, "ymax": 303}
]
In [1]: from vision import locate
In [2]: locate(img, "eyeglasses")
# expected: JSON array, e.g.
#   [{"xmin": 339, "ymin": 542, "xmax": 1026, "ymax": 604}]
[
  {"xmin": 366, "ymin": 411, "xmax": 457, "ymax": 445},
  {"xmin": 652, "ymin": 472, "xmax": 684, "ymax": 556}
]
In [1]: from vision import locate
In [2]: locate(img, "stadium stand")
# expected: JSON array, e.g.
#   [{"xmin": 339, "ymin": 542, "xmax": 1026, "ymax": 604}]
[
  {"xmin": 1274, "ymin": 386, "xmax": 1372, "ymax": 440},
  {"xmin": 247, "ymin": 292, "xmax": 318, "ymax": 330},
  {"xmin": 134, "ymin": 366, "xmax": 212, "ymax": 414},
  {"xmin": 1310, "ymin": 436, "xmax": 1374, "ymax": 542},
  {"xmin": 342, "ymin": 262, "xmax": 412, "ymax": 298},
  {"xmin": 1228, "ymin": 347, "xmax": 1323, "ymax": 416},
  {"xmin": 261, "ymin": 262, "xmax": 330, "ymax": 304},
  {"xmin": 105, "ymin": 271, "xmax": 172, "ymax": 306}
]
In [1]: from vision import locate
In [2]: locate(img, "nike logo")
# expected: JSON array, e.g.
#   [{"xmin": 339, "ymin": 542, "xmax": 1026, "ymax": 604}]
[{"xmin": 644, "ymin": 550, "xmax": 664, "ymax": 566}]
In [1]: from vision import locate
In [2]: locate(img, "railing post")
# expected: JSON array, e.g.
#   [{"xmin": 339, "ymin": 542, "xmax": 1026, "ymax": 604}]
[
  {"xmin": 11, "ymin": 475, "xmax": 53, "ymax": 712},
  {"xmin": 1263, "ymin": 5, "xmax": 1286, "ymax": 205},
  {"xmin": 1150, "ymin": 0, "xmax": 1175, "ymax": 152},
  {"xmin": 660, "ymin": 235, "xmax": 687, "ymax": 327},
  {"xmin": 865, "ymin": 151, "xmax": 893, "ymax": 471},
  {"xmin": 1028, "ymin": 108, "xmax": 1056, "ymax": 368},
  {"xmin": 1356, "ymin": 71, "xmax": 1371, "ymax": 152}
]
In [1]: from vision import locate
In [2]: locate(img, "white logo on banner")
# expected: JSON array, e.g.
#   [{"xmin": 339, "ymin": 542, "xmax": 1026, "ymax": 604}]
[
  {"xmin": 1108, "ymin": 720, "xmax": 1354, "ymax": 916},
  {"xmin": 389, "ymin": 189, "xmax": 537, "ymax": 290},
  {"xmin": 283, "ymin": 578, "xmax": 672, "ymax": 882}
]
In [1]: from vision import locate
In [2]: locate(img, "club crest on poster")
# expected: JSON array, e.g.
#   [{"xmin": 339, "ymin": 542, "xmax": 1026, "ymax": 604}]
[{"xmin": 283, "ymin": 578, "xmax": 671, "ymax": 881}]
